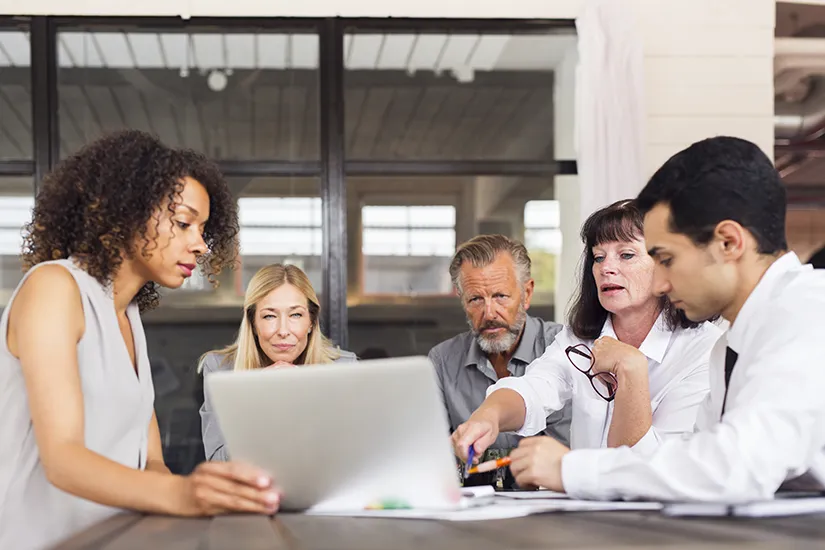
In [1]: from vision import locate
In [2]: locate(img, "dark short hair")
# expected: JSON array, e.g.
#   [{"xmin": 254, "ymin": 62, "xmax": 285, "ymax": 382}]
[
  {"xmin": 567, "ymin": 199, "xmax": 700, "ymax": 340},
  {"xmin": 809, "ymin": 245, "xmax": 825, "ymax": 269},
  {"xmin": 636, "ymin": 136, "xmax": 787, "ymax": 254}
]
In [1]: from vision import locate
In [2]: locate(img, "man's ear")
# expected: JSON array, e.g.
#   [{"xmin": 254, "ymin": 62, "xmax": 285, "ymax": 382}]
[
  {"xmin": 523, "ymin": 278, "xmax": 535, "ymax": 309},
  {"xmin": 714, "ymin": 220, "xmax": 747, "ymax": 260}
]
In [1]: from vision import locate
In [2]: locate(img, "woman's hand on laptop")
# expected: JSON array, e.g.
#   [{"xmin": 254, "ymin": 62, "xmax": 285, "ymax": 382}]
[
  {"xmin": 173, "ymin": 461, "xmax": 282, "ymax": 516},
  {"xmin": 451, "ymin": 411, "xmax": 500, "ymax": 463}
]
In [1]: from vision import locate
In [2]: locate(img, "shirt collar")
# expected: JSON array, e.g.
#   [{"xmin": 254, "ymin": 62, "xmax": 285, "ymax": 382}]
[
  {"xmin": 600, "ymin": 311, "xmax": 671, "ymax": 364},
  {"xmin": 512, "ymin": 315, "xmax": 540, "ymax": 364},
  {"xmin": 727, "ymin": 251, "xmax": 802, "ymax": 353},
  {"xmin": 464, "ymin": 315, "xmax": 538, "ymax": 368}
]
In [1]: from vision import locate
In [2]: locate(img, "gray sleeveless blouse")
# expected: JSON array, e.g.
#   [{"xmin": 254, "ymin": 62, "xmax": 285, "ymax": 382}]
[{"xmin": 0, "ymin": 259, "xmax": 155, "ymax": 550}]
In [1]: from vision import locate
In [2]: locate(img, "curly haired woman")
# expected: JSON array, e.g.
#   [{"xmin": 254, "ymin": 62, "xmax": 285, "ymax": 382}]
[{"xmin": 0, "ymin": 131, "xmax": 281, "ymax": 550}]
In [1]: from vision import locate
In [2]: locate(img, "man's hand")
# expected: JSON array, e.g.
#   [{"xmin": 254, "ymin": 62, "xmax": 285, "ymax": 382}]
[
  {"xmin": 591, "ymin": 336, "xmax": 647, "ymax": 377},
  {"xmin": 450, "ymin": 412, "xmax": 500, "ymax": 463},
  {"xmin": 508, "ymin": 436, "xmax": 570, "ymax": 492}
]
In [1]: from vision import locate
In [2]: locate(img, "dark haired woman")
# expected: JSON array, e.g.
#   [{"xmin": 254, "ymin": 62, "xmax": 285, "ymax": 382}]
[
  {"xmin": 0, "ymin": 131, "xmax": 280, "ymax": 550},
  {"xmin": 452, "ymin": 199, "xmax": 721, "ymax": 470}
]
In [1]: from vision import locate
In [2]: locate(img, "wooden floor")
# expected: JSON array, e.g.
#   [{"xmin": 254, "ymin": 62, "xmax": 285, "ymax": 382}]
[{"xmin": 52, "ymin": 511, "xmax": 825, "ymax": 549}]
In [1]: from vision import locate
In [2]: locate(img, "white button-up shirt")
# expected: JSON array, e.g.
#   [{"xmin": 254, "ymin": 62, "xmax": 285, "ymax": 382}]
[
  {"xmin": 562, "ymin": 252, "xmax": 825, "ymax": 502},
  {"xmin": 488, "ymin": 313, "xmax": 721, "ymax": 455}
]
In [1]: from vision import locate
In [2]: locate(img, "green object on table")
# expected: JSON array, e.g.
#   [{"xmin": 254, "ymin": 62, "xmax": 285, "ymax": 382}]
[{"xmin": 376, "ymin": 499, "xmax": 412, "ymax": 510}]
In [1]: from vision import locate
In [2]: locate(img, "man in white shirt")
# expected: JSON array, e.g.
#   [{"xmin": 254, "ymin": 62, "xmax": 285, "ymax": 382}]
[{"xmin": 458, "ymin": 136, "xmax": 825, "ymax": 502}]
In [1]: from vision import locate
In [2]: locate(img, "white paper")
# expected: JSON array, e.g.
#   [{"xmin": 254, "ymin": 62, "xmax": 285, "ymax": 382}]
[
  {"xmin": 663, "ymin": 497, "xmax": 825, "ymax": 518},
  {"xmin": 494, "ymin": 490, "xmax": 569, "ymax": 500},
  {"xmin": 305, "ymin": 499, "xmax": 662, "ymax": 521}
]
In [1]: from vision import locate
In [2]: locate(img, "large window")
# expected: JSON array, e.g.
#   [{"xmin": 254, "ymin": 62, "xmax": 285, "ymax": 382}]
[
  {"xmin": 4, "ymin": 17, "xmax": 577, "ymax": 473},
  {"xmin": 341, "ymin": 25, "xmax": 570, "ymax": 358}
]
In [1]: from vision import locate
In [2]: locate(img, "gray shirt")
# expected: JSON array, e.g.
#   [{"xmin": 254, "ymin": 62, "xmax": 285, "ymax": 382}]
[
  {"xmin": 0, "ymin": 259, "xmax": 155, "ymax": 550},
  {"xmin": 428, "ymin": 315, "xmax": 571, "ymax": 452},
  {"xmin": 199, "ymin": 349, "xmax": 358, "ymax": 461}
]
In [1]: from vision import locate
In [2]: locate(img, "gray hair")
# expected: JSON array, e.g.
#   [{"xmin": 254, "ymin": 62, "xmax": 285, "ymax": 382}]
[{"xmin": 449, "ymin": 234, "xmax": 532, "ymax": 295}]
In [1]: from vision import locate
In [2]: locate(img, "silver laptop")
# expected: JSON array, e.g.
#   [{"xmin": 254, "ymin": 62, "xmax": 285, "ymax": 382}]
[{"xmin": 204, "ymin": 355, "xmax": 468, "ymax": 512}]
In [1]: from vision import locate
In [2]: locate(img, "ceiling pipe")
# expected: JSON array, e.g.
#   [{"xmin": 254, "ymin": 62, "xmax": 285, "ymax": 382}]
[
  {"xmin": 775, "ymin": 38, "xmax": 825, "ymax": 141},
  {"xmin": 776, "ymin": 76, "xmax": 825, "ymax": 141}
]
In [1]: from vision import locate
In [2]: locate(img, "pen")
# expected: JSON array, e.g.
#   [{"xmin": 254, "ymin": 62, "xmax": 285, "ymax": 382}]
[
  {"xmin": 467, "ymin": 456, "xmax": 512, "ymax": 475},
  {"xmin": 463, "ymin": 446, "xmax": 475, "ymax": 479}
]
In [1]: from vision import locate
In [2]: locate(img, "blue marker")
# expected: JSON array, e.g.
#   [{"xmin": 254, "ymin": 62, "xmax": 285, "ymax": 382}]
[{"xmin": 464, "ymin": 446, "xmax": 475, "ymax": 479}]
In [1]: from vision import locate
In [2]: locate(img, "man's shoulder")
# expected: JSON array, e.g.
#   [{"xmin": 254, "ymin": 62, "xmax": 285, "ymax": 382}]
[
  {"xmin": 756, "ymin": 268, "xmax": 825, "ymax": 341},
  {"xmin": 529, "ymin": 315, "xmax": 565, "ymax": 345},
  {"xmin": 428, "ymin": 330, "xmax": 473, "ymax": 367}
]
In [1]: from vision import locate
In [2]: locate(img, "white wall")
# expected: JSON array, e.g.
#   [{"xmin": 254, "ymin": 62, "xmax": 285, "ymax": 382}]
[
  {"xmin": 553, "ymin": 44, "xmax": 579, "ymax": 324},
  {"xmin": 634, "ymin": 0, "xmax": 775, "ymax": 173}
]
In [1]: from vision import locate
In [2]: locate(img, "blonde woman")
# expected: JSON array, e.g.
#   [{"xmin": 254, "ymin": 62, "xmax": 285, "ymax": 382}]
[{"xmin": 199, "ymin": 264, "xmax": 356, "ymax": 461}]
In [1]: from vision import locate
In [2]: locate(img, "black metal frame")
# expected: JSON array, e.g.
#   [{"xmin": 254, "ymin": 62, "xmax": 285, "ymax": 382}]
[
  {"xmin": 0, "ymin": 15, "xmax": 579, "ymax": 348},
  {"xmin": 30, "ymin": 18, "xmax": 59, "ymax": 192}
]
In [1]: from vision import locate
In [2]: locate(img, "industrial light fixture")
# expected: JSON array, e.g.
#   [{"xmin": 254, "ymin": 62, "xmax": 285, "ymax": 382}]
[{"xmin": 207, "ymin": 69, "xmax": 229, "ymax": 91}]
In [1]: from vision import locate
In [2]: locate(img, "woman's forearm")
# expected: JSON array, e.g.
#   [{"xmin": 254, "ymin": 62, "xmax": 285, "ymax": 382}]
[
  {"xmin": 44, "ymin": 442, "xmax": 184, "ymax": 515},
  {"xmin": 606, "ymin": 363, "xmax": 652, "ymax": 448},
  {"xmin": 473, "ymin": 388, "xmax": 528, "ymax": 432}
]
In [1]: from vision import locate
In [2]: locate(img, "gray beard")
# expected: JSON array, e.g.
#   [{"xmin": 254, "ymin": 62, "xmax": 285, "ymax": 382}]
[{"xmin": 470, "ymin": 303, "xmax": 527, "ymax": 355}]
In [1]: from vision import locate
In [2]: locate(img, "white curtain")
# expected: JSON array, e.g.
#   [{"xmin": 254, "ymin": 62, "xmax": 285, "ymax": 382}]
[{"xmin": 575, "ymin": 0, "xmax": 646, "ymax": 221}]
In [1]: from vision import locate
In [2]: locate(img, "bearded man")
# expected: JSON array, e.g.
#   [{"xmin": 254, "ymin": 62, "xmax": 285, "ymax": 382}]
[{"xmin": 428, "ymin": 234, "xmax": 571, "ymax": 488}]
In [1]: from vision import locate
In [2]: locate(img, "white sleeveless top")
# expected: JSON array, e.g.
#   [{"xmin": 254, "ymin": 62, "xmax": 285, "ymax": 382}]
[{"xmin": 0, "ymin": 259, "xmax": 155, "ymax": 550}]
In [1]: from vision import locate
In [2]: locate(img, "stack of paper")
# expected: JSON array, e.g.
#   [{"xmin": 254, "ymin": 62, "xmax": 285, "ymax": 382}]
[
  {"xmin": 662, "ymin": 497, "xmax": 825, "ymax": 518},
  {"xmin": 305, "ymin": 496, "xmax": 662, "ymax": 521}
]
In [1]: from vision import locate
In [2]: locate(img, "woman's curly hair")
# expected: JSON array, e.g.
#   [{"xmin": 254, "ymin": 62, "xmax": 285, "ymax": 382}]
[{"xmin": 22, "ymin": 130, "xmax": 239, "ymax": 312}]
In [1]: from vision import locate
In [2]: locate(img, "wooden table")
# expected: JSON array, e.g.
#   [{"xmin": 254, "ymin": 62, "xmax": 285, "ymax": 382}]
[{"xmin": 52, "ymin": 511, "xmax": 825, "ymax": 549}]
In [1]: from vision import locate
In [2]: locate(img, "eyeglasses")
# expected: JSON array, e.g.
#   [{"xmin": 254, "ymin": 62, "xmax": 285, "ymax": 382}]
[{"xmin": 565, "ymin": 344, "xmax": 618, "ymax": 402}]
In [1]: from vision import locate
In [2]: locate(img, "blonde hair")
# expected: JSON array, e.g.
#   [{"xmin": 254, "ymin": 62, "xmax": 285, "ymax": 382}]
[{"xmin": 200, "ymin": 264, "xmax": 341, "ymax": 371}]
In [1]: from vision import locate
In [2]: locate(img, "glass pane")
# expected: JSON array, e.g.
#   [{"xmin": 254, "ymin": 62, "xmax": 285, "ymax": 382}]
[
  {"xmin": 525, "ymin": 228, "xmax": 562, "ymax": 254},
  {"xmin": 362, "ymin": 206, "xmax": 409, "ymax": 227},
  {"xmin": 524, "ymin": 197, "xmax": 562, "ymax": 303},
  {"xmin": 408, "ymin": 229, "xmax": 456, "ymax": 256},
  {"xmin": 0, "ymin": 178, "xmax": 34, "ymax": 297},
  {"xmin": 409, "ymin": 206, "xmax": 456, "ymax": 227},
  {"xmin": 362, "ymin": 227, "xmax": 410, "ymax": 255},
  {"xmin": 0, "ymin": 28, "xmax": 33, "ymax": 160},
  {"xmin": 524, "ymin": 200, "xmax": 560, "ymax": 228},
  {"xmin": 236, "ymin": 177, "xmax": 323, "ymax": 293},
  {"xmin": 343, "ymin": 32, "xmax": 573, "ymax": 161},
  {"xmin": 57, "ymin": 28, "xmax": 319, "ymax": 160},
  {"xmin": 362, "ymin": 205, "xmax": 455, "ymax": 228}
]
